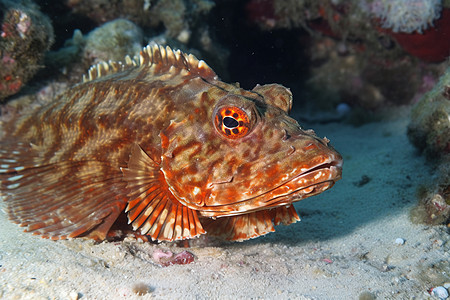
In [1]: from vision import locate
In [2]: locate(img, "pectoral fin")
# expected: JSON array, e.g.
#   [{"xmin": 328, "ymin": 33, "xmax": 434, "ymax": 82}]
[
  {"xmin": 203, "ymin": 205, "xmax": 300, "ymax": 241},
  {"xmin": 121, "ymin": 144, "xmax": 205, "ymax": 241},
  {"xmin": 272, "ymin": 205, "xmax": 300, "ymax": 226}
]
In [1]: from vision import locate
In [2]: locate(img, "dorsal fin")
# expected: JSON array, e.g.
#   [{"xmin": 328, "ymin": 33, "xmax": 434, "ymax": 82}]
[{"xmin": 82, "ymin": 44, "xmax": 217, "ymax": 83}]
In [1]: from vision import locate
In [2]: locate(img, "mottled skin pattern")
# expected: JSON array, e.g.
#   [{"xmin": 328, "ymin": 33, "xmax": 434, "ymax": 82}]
[{"xmin": 0, "ymin": 45, "xmax": 342, "ymax": 242}]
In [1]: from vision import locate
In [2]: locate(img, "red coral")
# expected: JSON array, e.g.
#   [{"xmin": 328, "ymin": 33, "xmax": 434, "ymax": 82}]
[
  {"xmin": 386, "ymin": 8, "xmax": 450, "ymax": 62},
  {"xmin": 7, "ymin": 78, "xmax": 22, "ymax": 93}
]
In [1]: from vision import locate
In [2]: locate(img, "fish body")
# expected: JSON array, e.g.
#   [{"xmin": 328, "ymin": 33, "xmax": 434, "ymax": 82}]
[{"xmin": 0, "ymin": 45, "xmax": 342, "ymax": 242}]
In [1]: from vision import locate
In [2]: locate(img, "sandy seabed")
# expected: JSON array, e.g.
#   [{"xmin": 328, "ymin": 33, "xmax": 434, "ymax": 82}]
[{"xmin": 0, "ymin": 107, "xmax": 448, "ymax": 300}]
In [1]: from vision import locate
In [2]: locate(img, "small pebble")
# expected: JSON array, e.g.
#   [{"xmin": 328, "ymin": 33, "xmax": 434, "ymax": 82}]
[
  {"xmin": 431, "ymin": 286, "xmax": 449, "ymax": 299},
  {"xmin": 336, "ymin": 102, "xmax": 351, "ymax": 116},
  {"xmin": 322, "ymin": 258, "xmax": 333, "ymax": 264},
  {"xmin": 69, "ymin": 291, "xmax": 79, "ymax": 300},
  {"xmin": 177, "ymin": 29, "xmax": 191, "ymax": 43},
  {"xmin": 359, "ymin": 291, "xmax": 376, "ymax": 300},
  {"xmin": 433, "ymin": 239, "xmax": 444, "ymax": 247},
  {"xmin": 395, "ymin": 238, "xmax": 405, "ymax": 245},
  {"xmin": 152, "ymin": 249, "xmax": 195, "ymax": 267},
  {"xmin": 132, "ymin": 282, "xmax": 152, "ymax": 295}
]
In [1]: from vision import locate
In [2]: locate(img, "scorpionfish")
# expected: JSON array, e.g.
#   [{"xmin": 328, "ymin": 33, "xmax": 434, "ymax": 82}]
[{"xmin": 0, "ymin": 44, "xmax": 342, "ymax": 242}]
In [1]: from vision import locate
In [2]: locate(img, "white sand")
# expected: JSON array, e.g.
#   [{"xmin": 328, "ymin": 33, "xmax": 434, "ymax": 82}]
[{"xmin": 1, "ymin": 107, "xmax": 448, "ymax": 299}]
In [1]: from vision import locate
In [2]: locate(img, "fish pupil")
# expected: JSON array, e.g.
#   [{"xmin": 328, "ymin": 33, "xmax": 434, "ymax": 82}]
[{"xmin": 223, "ymin": 116, "xmax": 239, "ymax": 128}]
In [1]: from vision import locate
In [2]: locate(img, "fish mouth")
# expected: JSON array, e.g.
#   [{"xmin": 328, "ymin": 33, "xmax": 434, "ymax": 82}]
[
  {"xmin": 201, "ymin": 157, "xmax": 342, "ymax": 217},
  {"xmin": 253, "ymin": 158, "xmax": 343, "ymax": 208},
  {"xmin": 270, "ymin": 159, "xmax": 342, "ymax": 201}
]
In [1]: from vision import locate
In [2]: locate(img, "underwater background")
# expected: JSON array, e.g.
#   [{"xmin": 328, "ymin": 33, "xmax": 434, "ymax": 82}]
[{"xmin": 0, "ymin": 0, "xmax": 449, "ymax": 299}]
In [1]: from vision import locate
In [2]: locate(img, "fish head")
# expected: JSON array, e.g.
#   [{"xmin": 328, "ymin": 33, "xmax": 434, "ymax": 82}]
[{"xmin": 160, "ymin": 83, "xmax": 342, "ymax": 216}]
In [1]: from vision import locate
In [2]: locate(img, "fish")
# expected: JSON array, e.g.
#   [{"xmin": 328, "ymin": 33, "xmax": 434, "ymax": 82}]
[{"xmin": 0, "ymin": 44, "xmax": 343, "ymax": 242}]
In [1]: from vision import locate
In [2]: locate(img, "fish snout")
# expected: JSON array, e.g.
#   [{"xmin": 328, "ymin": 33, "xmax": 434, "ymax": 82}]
[{"xmin": 286, "ymin": 131, "xmax": 343, "ymax": 183}]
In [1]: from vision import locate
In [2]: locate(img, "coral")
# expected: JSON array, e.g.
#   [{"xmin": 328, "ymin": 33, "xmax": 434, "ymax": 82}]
[
  {"xmin": 147, "ymin": 0, "xmax": 187, "ymax": 39},
  {"xmin": 408, "ymin": 67, "xmax": 450, "ymax": 157},
  {"xmin": 42, "ymin": 19, "xmax": 143, "ymax": 84},
  {"xmin": 365, "ymin": 0, "xmax": 442, "ymax": 33},
  {"xmin": 246, "ymin": 0, "xmax": 450, "ymax": 63},
  {"xmin": 246, "ymin": 0, "xmax": 366, "ymax": 35},
  {"xmin": 83, "ymin": 19, "xmax": 143, "ymax": 64},
  {"xmin": 408, "ymin": 67, "xmax": 450, "ymax": 226},
  {"xmin": 386, "ymin": 8, "xmax": 450, "ymax": 62},
  {"xmin": 65, "ymin": 0, "xmax": 214, "ymax": 41},
  {"xmin": 245, "ymin": 0, "xmax": 448, "ymax": 111},
  {"xmin": 410, "ymin": 180, "xmax": 450, "ymax": 226},
  {"xmin": 305, "ymin": 36, "xmax": 441, "ymax": 111},
  {"xmin": 410, "ymin": 180, "xmax": 449, "ymax": 226},
  {"xmin": 0, "ymin": 0, "xmax": 54, "ymax": 101},
  {"xmin": 58, "ymin": 0, "xmax": 222, "ymax": 77},
  {"xmin": 44, "ymin": 29, "xmax": 85, "ymax": 76},
  {"xmin": 246, "ymin": 0, "xmax": 331, "ymax": 31}
]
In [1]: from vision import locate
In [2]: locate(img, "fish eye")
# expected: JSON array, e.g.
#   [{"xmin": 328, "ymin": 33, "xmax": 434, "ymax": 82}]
[
  {"xmin": 214, "ymin": 106, "xmax": 251, "ymax": 138},
  {"xmin": 223, "ymin": 116, "xmax": 239, "ymax": 128}
]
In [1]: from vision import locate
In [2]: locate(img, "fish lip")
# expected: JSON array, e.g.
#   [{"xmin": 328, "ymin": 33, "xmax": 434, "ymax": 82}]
[
  {"xmin": 282, "ymin": 158, "xmax": 343, "ymax": 192},
  {"xmin": 253, "ymin": 158, "xmax": 342, "ymax": 207},
  {"xmin": 254, "ymin": 157, "xmax": 343, "ymax": 202},
  {"xmin": 296, "ymin": 158, "xmax": 343, "ymax": 178}
]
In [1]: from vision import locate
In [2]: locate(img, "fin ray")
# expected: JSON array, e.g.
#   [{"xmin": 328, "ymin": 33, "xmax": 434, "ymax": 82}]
[
  {"xmin": 0, "ymin": 141, "xmax": 127, "ymax": 241},
  {"xmin": 122, "ymin": 144, "xmax": 205, "ymax": 241},
  {"xmin": 83, "ymin": 44, "xmax": 217, "ymax": 84},
  {"xmin": 272, "ymin": 205, "xmax": 301, "ymax": 225},
  {"xmin": 203, "ymin": 205, "xmax": 300, "ymax": 241}
]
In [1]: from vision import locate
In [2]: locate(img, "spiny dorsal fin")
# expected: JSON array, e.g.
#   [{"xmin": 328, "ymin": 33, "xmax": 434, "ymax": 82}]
[
  {"xmin": 82, "ymin": 44, "xmax": 217, "ymax": 83},
  {"xmin": 82, "ymin": 60, "xmax": 130, "ymax": 83},
  {"xmin": 121, "ymin": 144, "xmax": 205, "ymax": 241}
]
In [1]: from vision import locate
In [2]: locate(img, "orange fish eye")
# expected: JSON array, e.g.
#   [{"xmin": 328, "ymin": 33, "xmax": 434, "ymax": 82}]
[{"xmin": 215, "ymin": 106, "xmax": 250, "ymax": 138}]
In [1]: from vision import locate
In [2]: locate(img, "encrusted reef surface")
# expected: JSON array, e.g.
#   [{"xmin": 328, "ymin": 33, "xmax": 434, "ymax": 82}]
[
  {"xmin": 65, "ymin": 0, "xmax": 214, "ymax": 40},
  {"xmin": 0, "ymin": 0, "xmax": 53, "ymax": 100},
  {"xmin": 408, "ymin": 68, "xmax": 450, "ymax": 158},
  {"xmin": 58, "ymin": 0, "xmax": 223, "ymax": 78},
  {"xmin": 408, "ymin": 68, "xmax": 450, "ymax": 226}
]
